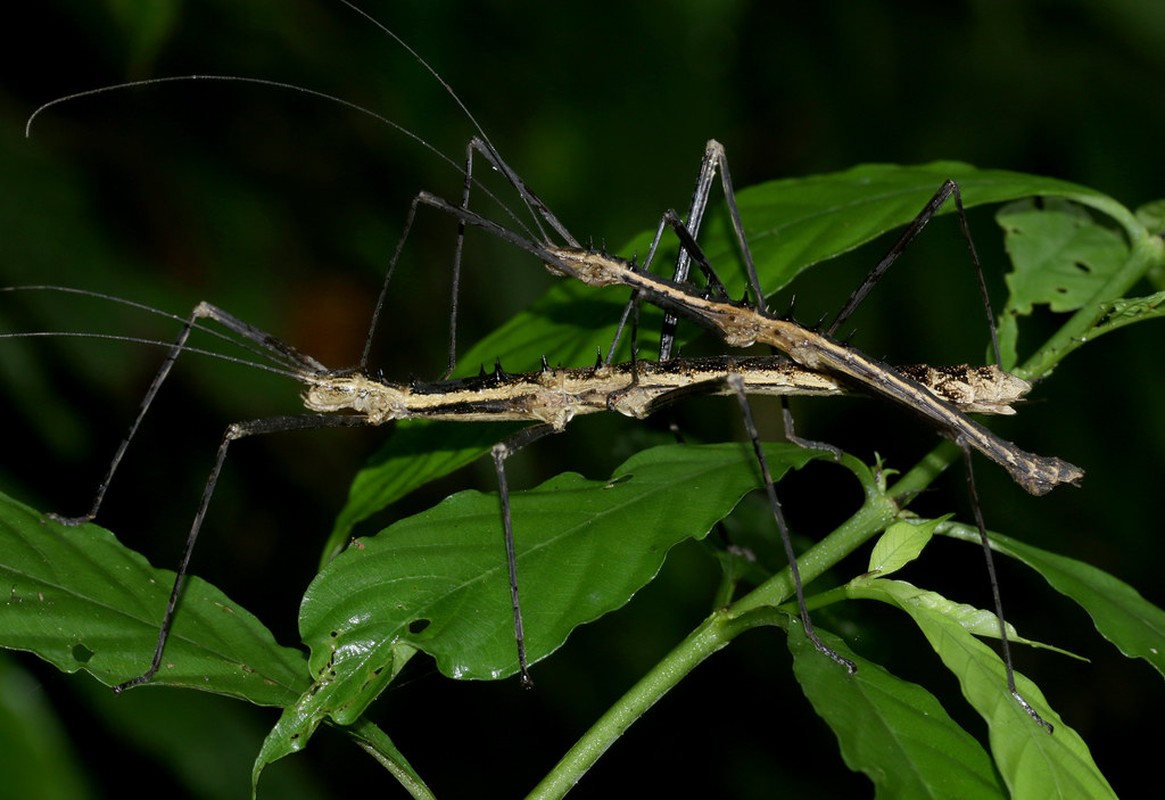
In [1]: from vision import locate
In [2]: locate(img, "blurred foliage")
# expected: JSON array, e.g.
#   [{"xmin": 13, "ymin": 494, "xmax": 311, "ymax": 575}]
[{"xmin": 1, "ymin": 0, "xmax": 1163, "ymax": 797}]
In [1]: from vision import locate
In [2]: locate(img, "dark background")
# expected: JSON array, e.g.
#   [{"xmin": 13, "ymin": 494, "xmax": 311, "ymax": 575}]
[{"xmin": 2, "ymin": 1, "xmax": 1163, "ymax": 797}]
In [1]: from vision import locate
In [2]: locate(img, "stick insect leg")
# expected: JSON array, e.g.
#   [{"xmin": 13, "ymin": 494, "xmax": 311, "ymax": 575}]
[
  {"xmin": 37, "ymin": 294, "xmax": 350, "ymax": 691},
  {"xmin": 51, "ymin": 301, "xmax": 326, "ymax": 528},
  {"xmin": 445, "ymin": 137, "xmax": 585, "ymax": 376},
  {"xmin": 610, "ymin": 140, "xmax": 754, "ymax": 365},
  {"xmin": 365, "ymin": 134, "xmax": 581, "ymax": 379},
  {"xmin": 604, "ymin": 205, "xmax": 733, "ymax": 365},
  {"xmin": 658, "ymin": 140, "xmax": 765, "ymax": 362},
  {"xmin": 599, "ymin": 282, "xmax": 655, "ymax": 416},
  {"xmin": 605, "ymin": 204, "xmax": 739, "ymax": 376},
  {"xmin": 464, "ymin": 136, "xmax": 578, "ymax": 249},
  {"xmin": 607, "ymin": 142, "xmax": 728, "ymax": 363},
  {"xmin": 606, "ymin": 223, "xmax": 671, "ymax": 365},
  {"xmin": 778, "ymin": 397, "xmax": 842, "ymax": 460},
  {"xmin": 383, "ymin": 135, "xmax": 587, "ymax": 377},
  {"xmin": 441, "ymin": 142, "xmax": 478, "ymax": 377},
  {"xmin": 361, "ymin": 199, "xmax": 417, "ymax": 373},
  {"xmin": 603, "ymin": 203, "xmax": 741, "ymax": 368},
  {"xmin": 48, "ymin": 319, "xmax": 200, "ymax": 527},
  {"xmin": 727, "ymin": 375, "xmax": 856, "ymax": 672},
  {"xmin": 825, "ymin": 180, "xmax": 1002, "ymax": 368},
  {"xmin": 114, "ymin": 412, "xmax": 377, "ymax": 693},
  {"xmin": 491, "ymin": 423, "xmax": 559, "ymax": 689},
  {"xmin": 960, "ymin": 444, "xmax": 1053, "ymax": 732}
]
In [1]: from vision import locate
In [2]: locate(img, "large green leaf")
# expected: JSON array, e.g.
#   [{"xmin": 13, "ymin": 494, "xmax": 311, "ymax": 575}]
[
  {"xmin": 849, "ymin": 578, "xmax": 1116, "ymax": 798},
  {"xmin": 0, "ymin": 490, "xmax": 308, "ymax": 706},
  {"xmin": 943, "ymin": 522, "xmax": 1165, "ymax": 677},
  {"xmin": 255, "ymin": 442, "xmax": 829, "ymax": 777},
  {"xmin": 789, "ymin": 623, "xmax": 1005, "ymax": 799}
]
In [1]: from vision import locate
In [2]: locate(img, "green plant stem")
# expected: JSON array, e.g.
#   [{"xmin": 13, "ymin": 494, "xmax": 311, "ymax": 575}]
[
  {"xmin": 731, "ymin": 455, "xmax": 900, "ymax": 615},
  {"xmin": 527, "ymin": 455, "xmax": 899, "ymax": 799},
  {"xmin": 889, "ymin": 439, "xmax": 961, "ymax": 501},
  {"xmin": 1019, "ymin": 232, "xmax": 1165, "ymax": 377},
  {"xmin": 524, "ymin": 607, "xmax": 768, "ymax": 800}
]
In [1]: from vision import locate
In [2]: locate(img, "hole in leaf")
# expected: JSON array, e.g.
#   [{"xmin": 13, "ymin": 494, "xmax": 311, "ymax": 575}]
[
  {"xmin": 71, "ymin": 643, "xmax": 94, "ymax": 663},
  {"xmin": 408, "ymin": 618, "xmax": 431, "ymax": 634}
]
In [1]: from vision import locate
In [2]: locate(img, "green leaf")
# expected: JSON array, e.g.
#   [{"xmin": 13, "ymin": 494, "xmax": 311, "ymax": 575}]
[
  {"xmin": 789, "ymin": 623, "xmax": 1005, "ymax": 799},
  {"xmin": 944, "ymin": 523, "xmax": 1165, "ymax": 678},
  {"xmin": 320, "ymin": 419, "xmax": 523, "ymax": 566},
  {"xmin": 1087, "ymin": 289, "xmax": 1165, "ymax": 341},
  {"xmin": 262, "ymin": 443, "xmax": 827, "ymax": 763},
  {"xmin": 867, "ymin": 516, "xmax": 947, "ymax": 577},
  {"xmin": 0, "ymin": 490, "xmax": 309, "ymax": 705},
  {"xmin": 1135, "ymin": 198, "xmax": 1165, "ymax": 235},
  {"xmin": 0, "ymin": 654, "xmax": 94, "ymax": 799},
  {"xmin": 996, "ymin": 198, "xmax": 1131, "ymax": 364},
  {"xmin": 851, "ymin": 577, "xmax": 1076, "ymax": 656},
  {"xmin": 850, "ymin": 578, "xmax": 1116, "ymax": 798},
  {"xmin": 1000, "ymin": 198, "xmax": 1129, "ymax": 314}
]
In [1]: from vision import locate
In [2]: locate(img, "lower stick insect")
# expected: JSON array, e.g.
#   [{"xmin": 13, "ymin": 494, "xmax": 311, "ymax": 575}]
[{"xmin": 1, "ymin": 284, "xmax": 1028, "ymax": 691}]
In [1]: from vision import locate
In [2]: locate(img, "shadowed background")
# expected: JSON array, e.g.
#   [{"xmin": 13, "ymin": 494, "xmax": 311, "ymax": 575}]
[{"xmin": 2, "ymin": 1, "xmax": 1163, "ymax": 796}]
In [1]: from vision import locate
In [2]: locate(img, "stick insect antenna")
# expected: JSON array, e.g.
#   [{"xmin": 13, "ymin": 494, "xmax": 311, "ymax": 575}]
[
  {"xmin": 25, "ymin": 73, "xmax": 539, "ymax": 377},
  {"xmin": 335, "ymin": 0, "xmax": 571, "ymax": 247},
  {"xmin": 2, "ymin": 285, "xmax": 316, "ymax": 376}
]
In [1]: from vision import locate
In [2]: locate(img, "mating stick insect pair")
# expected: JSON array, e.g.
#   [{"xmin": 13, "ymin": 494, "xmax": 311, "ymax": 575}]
[{"xmin": 10, "ymin": 6, "xmax": 1081, "ymax": 737}]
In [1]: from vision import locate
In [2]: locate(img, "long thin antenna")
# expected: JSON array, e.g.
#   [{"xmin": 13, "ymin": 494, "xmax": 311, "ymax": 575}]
[{"xmin": 335, "ymin": 0, "xmax": 562, "ymax": 242}]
